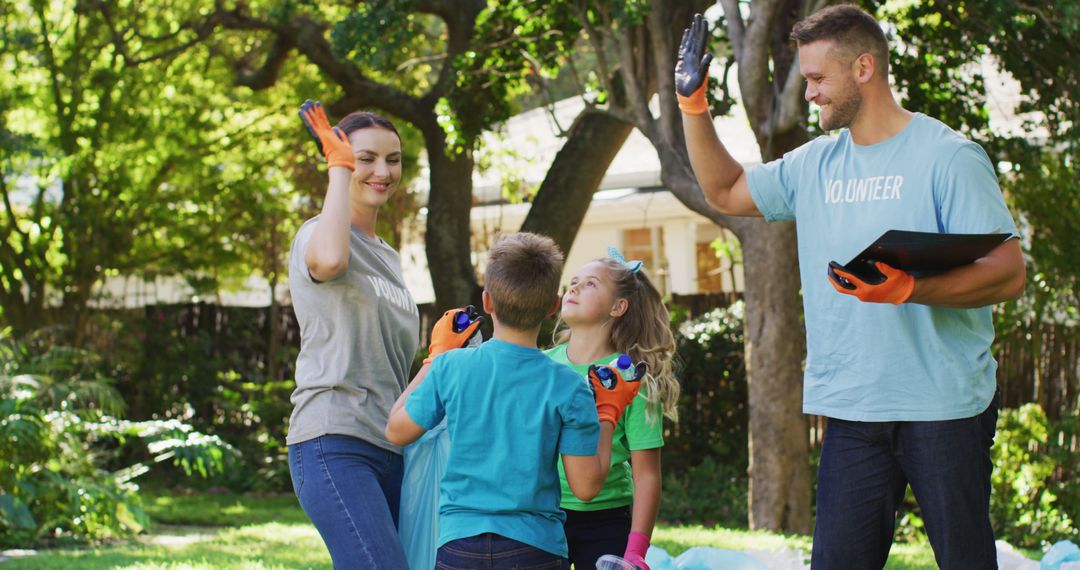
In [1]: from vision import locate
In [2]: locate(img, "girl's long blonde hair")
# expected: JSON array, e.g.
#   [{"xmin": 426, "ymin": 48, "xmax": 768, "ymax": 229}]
[{"xmin": 555, "ymin": 257, "xmax": 681, "ymax": 423}]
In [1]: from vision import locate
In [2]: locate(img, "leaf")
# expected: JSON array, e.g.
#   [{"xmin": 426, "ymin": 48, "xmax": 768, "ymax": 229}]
[{"xmin": 0, "ymin": 494, "xmax": 37, "ymax": 530}]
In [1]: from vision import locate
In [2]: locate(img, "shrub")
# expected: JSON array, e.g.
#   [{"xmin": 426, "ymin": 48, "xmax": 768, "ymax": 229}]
[
  {"xmin": 660, "ymin": 301, "xmax": 749, "ymax": 524},
  {"xmin": 660, "ymin": 456, "xmax": 748, "ymax": 527},
  {"xmin": 665, "ymin": 301, "xmax": 748, "ymax": 474},
  {"xmin": 990, "ymin": 404, "xmax": 1079, "ymax": 547},
  {"xmin": 0, "ymin": 330, "xmax": 235, "ymax": 547},
  {"xmin": 891, "ymin": 404, "xmax": 1079, "ymax": 548}
]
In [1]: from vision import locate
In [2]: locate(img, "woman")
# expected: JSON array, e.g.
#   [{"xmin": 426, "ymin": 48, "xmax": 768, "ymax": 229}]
[{"xmin": 287, "ymin": 100, "xmax": 419, "ymax": 568}]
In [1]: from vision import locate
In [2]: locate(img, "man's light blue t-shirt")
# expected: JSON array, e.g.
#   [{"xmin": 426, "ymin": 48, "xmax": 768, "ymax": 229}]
[
  {"xmin": 746, "ymin": 113, "xmax": 1018, "ymax": 421},
  {"xmin": 405, "ymin": 339, "xmax": 600, "ymax": 557}
]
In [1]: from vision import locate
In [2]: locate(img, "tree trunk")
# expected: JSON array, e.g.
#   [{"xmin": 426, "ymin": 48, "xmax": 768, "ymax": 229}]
[
  {"xmin": 267, "ymin": 269, "xmax": 281, "ymax": 382},
  {"xmin": 615, "ymin": 0, "xmax": 816, "ymax": 533},
  {"xmin": 520, "ymin": 110, "xmax": 633, "ymax": 256},
  {"xmin": 657, "ymin": 145, "xmax": 812, "ymax": 535},
  {"xmin": 422, "ymin": 125, "xmax": 482, "ymax": 311},
  {"xmin": 740, "ymin": 221, "xmax": 811, "ymax": 533}
]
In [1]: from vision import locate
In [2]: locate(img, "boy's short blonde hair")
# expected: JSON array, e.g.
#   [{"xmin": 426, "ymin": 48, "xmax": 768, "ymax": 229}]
[{"xmin": 484, "ymin": 232, "xmax": 564, "ymax": 329}]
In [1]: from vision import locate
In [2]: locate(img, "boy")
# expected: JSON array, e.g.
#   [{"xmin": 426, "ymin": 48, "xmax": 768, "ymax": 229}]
[{"xmin": 386, "ymin": 232, "xmax": 640, "ymax": 568}]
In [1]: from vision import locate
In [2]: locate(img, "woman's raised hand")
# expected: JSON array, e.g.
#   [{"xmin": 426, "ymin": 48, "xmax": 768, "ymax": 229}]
[{"xmin": 299, "ymin": 99, "xmax": 356, "ymax": 171}]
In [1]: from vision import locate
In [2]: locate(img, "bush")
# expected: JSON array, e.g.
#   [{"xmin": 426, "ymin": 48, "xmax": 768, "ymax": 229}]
[
  {"xmin": 990, "ymin": 404, "xmax": 1079, "ymax": 547},
  {"xmin": 665, "ymin": 301, "xmax": 747, "ymax": 473},
  {"xmin": 889, "ymin": 403, "xmax": 1080, "ymax": 548},
  {"xmin": 660, "ymin": 456, "xmax": 748, "ymax": 527},
  {"xmin": 0, "ymin": 330, "xmax": 235, "ymax": 547},
  {"xmin": 660, "ymin": 301, "xmax": 748, "ymax": 524}
]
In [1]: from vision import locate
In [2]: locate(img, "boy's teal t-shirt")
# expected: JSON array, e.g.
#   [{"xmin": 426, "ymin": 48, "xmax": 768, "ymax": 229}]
[
  {"xmin": 544, "ymin": 345, "xmax": 664, "ymax": 511},
  {"xmin": 405, "ymin": 339, "xmax": 600, "ymax": 558},
  {"xmin": 746, "ymin": 113, "xmax": 1018, "ymax": 422}
]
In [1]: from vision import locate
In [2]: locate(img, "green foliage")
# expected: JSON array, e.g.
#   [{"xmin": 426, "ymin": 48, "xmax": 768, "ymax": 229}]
[
  {"xmin": 122, "ymin": 304, "xmax": 296, "ymax": 494},
  {"xmin": 332, "ymin": 0, "xmax": 429, "ymax": 75},
  {"xmin": 661, "ymin": 302, "xmax": 748, "ymax": 525},
  {"xmin": 878, "ymin": 1, "xmax": 1080, "ymax": 142},
  {"xmin": 661, "ymin": 456, "xmax": 748, "ymax": 527},
  {"xmin": 890, "ymin": 404, "xmax": 1080, "ymax": 548},
  {"xmin": 0, "ymin": 330, "xmax": 235, "ymax": 547},
  {"xmin": 0, "ymin": 0, "xmax": 327, "ymax": 337},
  {"xmin": 444, "ymin": 1, "xmax": 581, "ymax": 144},
  {"xmin": 1007, "ymin": 151, "xmax": 1080, "ymax": 307},
  {"xmin": 875, "ymin": 0, "xmax": 1080, "ymax": 318},
  {"xmin": 666, "ymin": 301, "xmax": 747, "ymax": 472},
  {"xmin": 990, "ymin": 404, "xmax": 1079, "ymax": 547}
]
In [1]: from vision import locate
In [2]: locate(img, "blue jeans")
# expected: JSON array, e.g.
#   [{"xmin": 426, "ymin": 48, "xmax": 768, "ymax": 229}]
[
  {"xmin": 289, "ymin": 434, "xmax": 408, "ymax": 569},
  {"xmin": 811, "ymin": 395, "xmax": 999, "ymax": 570},
  {"xmin": 436, "ymin": 533, "xmax": 568, "ymax": 569}
]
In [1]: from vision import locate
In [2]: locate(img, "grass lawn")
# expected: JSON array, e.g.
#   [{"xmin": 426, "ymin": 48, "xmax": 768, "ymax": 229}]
[{"xmin": 0, "ymin": 493, "xmax": 1039, "ymax": 569}]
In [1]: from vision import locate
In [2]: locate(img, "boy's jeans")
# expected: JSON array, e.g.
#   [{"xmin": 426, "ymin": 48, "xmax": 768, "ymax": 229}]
[
  {"xmin": 289, "ymin": 434, "xmax": 409, "ymax": 569},
  {"xmin": 811, "ymin": 394, "xmax": 999, "ymax": 570},
  {"xmin": 436, "ymin": 533, "xmax": 568, "ymax": 569}
]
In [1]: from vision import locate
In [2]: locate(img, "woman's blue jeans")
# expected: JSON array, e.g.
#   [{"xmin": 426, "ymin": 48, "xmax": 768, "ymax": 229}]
[{"xmin": 289, "ymin": 434, "xmax": 408, "ymax": 569}]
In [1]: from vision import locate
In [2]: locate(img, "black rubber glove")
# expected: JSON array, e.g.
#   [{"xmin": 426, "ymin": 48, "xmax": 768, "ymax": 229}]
[{"xmin": 675, "ymin": 13, "xmax": 714, "ymax": 97}]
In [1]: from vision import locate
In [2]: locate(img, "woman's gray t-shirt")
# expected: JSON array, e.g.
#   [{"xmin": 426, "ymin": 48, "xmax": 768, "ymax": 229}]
[{"xmin": 286, "ymin": 217, "xmax": 420, "ymax": 452}]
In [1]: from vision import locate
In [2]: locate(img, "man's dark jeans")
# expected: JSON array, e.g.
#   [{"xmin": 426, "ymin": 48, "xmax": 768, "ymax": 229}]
[{"xmin": 811, "ymin": 394, "xmax": 999, "ymax": 570}]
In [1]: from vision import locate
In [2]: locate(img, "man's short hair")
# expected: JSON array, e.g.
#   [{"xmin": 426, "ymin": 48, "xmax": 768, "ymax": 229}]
[
  {"xmin": 484, "ymin": 232, "xmax": 564, "ymax": 329},
  {"xmin": 791, "ymin": 4, "xmax": 889, "ymax": 78}
]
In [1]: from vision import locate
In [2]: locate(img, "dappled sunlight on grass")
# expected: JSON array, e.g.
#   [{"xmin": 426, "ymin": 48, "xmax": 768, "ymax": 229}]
[
  {"xmin": 654, "ymin": 524, "xmax": 815, "ymax": 555},
  {"xmin": 2, "ymin": 523, "xmax": 330, "ymax": 570},
  {"xmin": 142, "ymin": 493, "xmax": 309, "ymax": 527},
  {"xmin": 5, "ymin": 494, "xmax": 1042, "ymax": 570}
]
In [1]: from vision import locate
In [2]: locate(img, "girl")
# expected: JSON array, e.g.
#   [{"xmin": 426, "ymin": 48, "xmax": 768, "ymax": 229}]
[
  {"xmin": 546, "ymin": 247, "xmax": 680, "ymax": 570},
  {"xmin": 287, "ymin": 100, "xmax": 419, "ymax": 568}
]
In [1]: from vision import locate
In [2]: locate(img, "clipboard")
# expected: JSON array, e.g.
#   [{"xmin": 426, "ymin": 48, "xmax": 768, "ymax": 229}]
[{"xmin": 834, "ymin": 230, "xmax": 1013, "ymax": 283}]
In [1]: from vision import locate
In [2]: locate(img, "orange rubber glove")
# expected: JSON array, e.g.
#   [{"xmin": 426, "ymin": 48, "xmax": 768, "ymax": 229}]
[
  {"xmin": 677, "ymin": 82, "xmax": 709, "ymax": 116},
  {"xmin": 298, "ymin": 99, "xmax": 355, "ymax": 171},
  {"xmin": 828, "ymin": 260, "xmax": 915, "ymax": 304},
  {"xmin": 588, "ymin": 364, "xmax": 642, "ymax": 425},
  {"xmin": 423, "ymin": 305, "xmax": 483, "ymax": 364}
]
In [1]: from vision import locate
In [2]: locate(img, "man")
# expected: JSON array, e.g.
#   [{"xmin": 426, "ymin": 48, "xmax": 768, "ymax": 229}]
[{"xmin": 676, "ymin": 5, "xmax": 1025, "ymax": 569}]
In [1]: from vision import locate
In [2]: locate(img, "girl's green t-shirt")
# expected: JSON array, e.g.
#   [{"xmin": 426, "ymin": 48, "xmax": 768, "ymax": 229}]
[{"xmin": 544, "ymin": 344, "xmax": 665, "ymax": 511}]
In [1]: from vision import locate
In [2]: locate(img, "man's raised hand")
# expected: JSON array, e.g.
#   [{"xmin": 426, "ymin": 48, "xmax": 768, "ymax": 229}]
[{"xmin": 675, "ymin": 13, "xmax": 713, "ymax": 115}]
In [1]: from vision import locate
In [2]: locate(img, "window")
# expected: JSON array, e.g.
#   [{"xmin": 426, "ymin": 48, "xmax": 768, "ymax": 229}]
[
  {"xmin": 622, "ymin": 227, "xmax": 659, "ymax": 272},
  {"xmin": 696, "ymin": 224, "xmax": 742, "ymax": 293},
  {"xmin": 622, "ymin": 227, "xmax": 669, "ymax": 294}
]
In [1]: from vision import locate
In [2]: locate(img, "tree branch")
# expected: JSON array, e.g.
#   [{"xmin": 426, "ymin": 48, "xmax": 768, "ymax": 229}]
[
  {"xmin": 606, "ymin": 8, "xmax": 654, "ymax": 137},
  {"xmin": 422, "ymin": 0, "xmax": 485, "ymax": 107},
  {"xmin": 0, "ymin": 172, "xmax": 33, "ymax": 251},
  {"xmin": 720, "ymin": 0, "xmax": 745, "ymax": 63},
  {"xmin": 574, "ymin": 1, "xmax": 618, "ymax": 105},
  {"xmin": 773, "ymin": 55, "xmax": 806, "ymax": 133},
  {"xmin": 234, "ymin": 34, "xmax": 295, "ymax": 90},
  {"xmin": 218, "ymin": 8, "xmax": 427, "ymax": 124},
  {"xmin": 736, "ymin": 0, "xmax": 782, "ymax": 131},
  {"xmin": 593, "ymin": 104, "xmax": 639, "ymax": 126},
  {"xmin": 649, "ymin": 1, "xmax": 683, "ymax": 150}
]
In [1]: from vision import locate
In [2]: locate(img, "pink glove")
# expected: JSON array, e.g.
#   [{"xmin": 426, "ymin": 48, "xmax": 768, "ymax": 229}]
[{"xmin": 624, "ymin": 531, "xmax": 651, "ymax": 570}]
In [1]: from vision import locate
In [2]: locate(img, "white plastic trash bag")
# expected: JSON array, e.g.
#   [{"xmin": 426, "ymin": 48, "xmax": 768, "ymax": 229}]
[
  {"xmin": 1042, "ymin": 540, "xmax": 1080, "ymax": 570},
  {"xmin": 644, "ymin": 545, "xmax": 771, "ymax": 570}
]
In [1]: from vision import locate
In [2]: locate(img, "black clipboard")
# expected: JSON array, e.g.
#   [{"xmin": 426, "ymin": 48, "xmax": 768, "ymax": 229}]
[{"xmin": 836, "ymin": 230, "xmax": 1013, "ymax": 283}]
